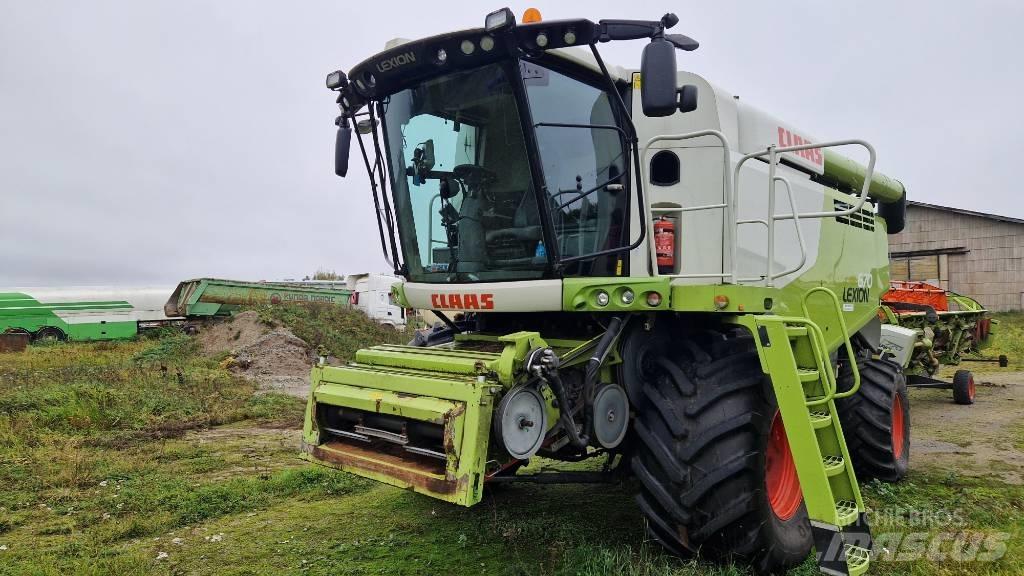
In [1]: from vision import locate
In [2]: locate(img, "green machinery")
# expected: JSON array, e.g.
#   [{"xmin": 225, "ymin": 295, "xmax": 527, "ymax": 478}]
[
  {"xmin": 879, "ymin": 281, "xmax": 1004, "ymax": 405},
  {"xmin": 163, "ymin": 278, "xmax": 351, "ymax": 318},
  {"xmin": 304, "ymin": 9, "xmax": 913, "ymax": 575},
  {"xmin": 0, "ymin": 292, "xmax": 138, "ymax": 342}
]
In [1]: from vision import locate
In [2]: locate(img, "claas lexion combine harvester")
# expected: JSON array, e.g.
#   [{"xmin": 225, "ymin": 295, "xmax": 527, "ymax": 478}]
[
  {"xmin": 304, "ymin": 8, "xmax": 913, "ymax": 575},
  {"xmin": 880, "ymin": 281, "xmax": 1006, "ymax": 406}
]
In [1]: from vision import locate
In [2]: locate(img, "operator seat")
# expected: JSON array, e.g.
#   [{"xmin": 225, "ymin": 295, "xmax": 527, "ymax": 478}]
[{"xmin": 483, "ymin": 189, "xmax": 542, "ymax": 260}]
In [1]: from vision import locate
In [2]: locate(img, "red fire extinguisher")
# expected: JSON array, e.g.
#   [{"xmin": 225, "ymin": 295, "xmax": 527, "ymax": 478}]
[{"xmin": 654, "ymin": 217, "xmax": 676, "ymax": 274}]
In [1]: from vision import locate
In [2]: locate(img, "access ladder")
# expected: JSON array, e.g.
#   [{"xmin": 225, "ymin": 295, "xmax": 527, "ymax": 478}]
[{"xmin": 737, "ymin": 287, "xmax": 872, "ymax": 576}]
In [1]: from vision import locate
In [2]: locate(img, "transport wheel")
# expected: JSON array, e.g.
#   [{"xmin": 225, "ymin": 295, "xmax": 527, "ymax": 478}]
[
  {"xmin": 33, "ymin": 327, "xmax": 66, "ymax": 343},
  {"xmin": 835, "ymin": 355, "xmax": 910, "ymax": 482},
  {"xmin": 627, "ymin": 327, "xmax": 812, "ymax": 574},
  {"xmin": 952, "ymin": 369, "xmax": 976, "ymax": 405}
]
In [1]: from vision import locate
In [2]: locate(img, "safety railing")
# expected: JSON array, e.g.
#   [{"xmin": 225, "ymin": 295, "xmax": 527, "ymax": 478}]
[
  {"xmin": 641, "ymin": 130, "xmax": 734, "ymax": 280},
  {"xmin": 732, "ymin": 140, "xmax": 876, "ymax": 287},
  {"xmin": 801, "ymin": 286, "xmax": 862, "ymax": 402},
  {"xmin": 640, "ymin": 133, "xmax": 876, "ymax": 286}
]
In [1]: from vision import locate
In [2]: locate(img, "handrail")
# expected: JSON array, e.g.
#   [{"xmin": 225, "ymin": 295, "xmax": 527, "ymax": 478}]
[
  {"xmin": 638, "ymin": 134, "xmax": 876, "ymax": 287},
  {"xmin": 641, "ymin": 130, "xmax": 734, "ymax": 281},
  {"xmin": 801, "ymin": 287, "xmax": 861, "ymax": 400},
  {"xmin": 769, "ymin": 176, "xmax": 807, "ymax": 280},
  {"xmin": 732, "ymin": 139, "xmax": 877, "ymax": 286}
]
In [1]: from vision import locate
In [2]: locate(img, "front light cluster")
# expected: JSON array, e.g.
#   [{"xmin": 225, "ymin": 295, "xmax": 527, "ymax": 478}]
[{"xmin": 593, "ymin": 287, "xmax": 663, "ymax": 308}]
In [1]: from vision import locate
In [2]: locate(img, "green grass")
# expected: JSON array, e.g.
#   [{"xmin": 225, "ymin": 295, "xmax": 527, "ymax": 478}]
[
  {"xmin": 251, "ymin": 302, "xmax": 413, "ymax": 361},
  {"xmin": 1, "ymin": 310, "xmax": 1023, "ymax": 575},
  {"xmin": 981, "ymin": 312, "xmax": 1024, "ymax": 370}
]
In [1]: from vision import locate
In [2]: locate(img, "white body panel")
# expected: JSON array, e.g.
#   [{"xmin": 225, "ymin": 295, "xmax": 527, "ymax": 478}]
[
  {"xmin": 345, "ymin": 273, "xmax": 407, "ymax": 327},
  {"xmin": 879, "ymin": 324, "xmax": 919, "ymax": 369},
  {"xmin": 4, "ymin": 286, "xmax": 179, "ymax": 323},
  {"xmin": 403, "ymin": 280, "xmax": 563, "ymax": 312},
  {"xmin": 627, "ymin": 71, "xmax": 822, "ymax": 287}
]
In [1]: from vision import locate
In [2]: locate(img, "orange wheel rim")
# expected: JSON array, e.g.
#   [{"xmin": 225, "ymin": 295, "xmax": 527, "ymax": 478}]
[
  {"xmin": 892, "ymin": 394, "xmax": 906, "ymax": 459},
  {"xmin": 766, "ymin": 411, "xmax": 803, "ymax": 521}
]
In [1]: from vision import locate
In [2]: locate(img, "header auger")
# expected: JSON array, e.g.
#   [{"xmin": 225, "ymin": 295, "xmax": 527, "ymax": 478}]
[{"xmin": 305, "ymin": 8, "xmax": 911, "ymax": 575}]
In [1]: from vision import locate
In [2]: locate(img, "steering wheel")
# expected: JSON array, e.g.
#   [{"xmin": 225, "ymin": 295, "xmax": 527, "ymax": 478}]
[{"xmin": 452, "ymin": 164, "xmax": 498, "ymax": 189}]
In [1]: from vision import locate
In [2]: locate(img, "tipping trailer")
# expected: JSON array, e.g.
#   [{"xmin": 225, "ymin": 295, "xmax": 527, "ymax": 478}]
[
  {"xmin": 0, "ymin": 286, "xmax": 179, "ymax": 343},
  {"xmin": 164, "ymin": 278, "xmax": 352, "ymax": 318},
  {"xmin": 304, "ymin": 9, "xmax": 912, "ymax": 575}
]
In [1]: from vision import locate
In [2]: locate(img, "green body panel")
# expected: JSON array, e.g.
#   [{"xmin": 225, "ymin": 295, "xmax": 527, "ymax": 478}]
[
  {"xmin": 302, "ymin": 332, "xmax": 547, "ymax": 506},
  {"xmin": 823, "ymin": 149, "xmax": 905, "ymax": 204},
  {"xmin": 0, "ymin": 292, "xmax": 138, "ymax": 342},
  {"xmin": 164, "ymin": 278, "xmax": 352, "ymax": 318},
  {"xmin": 561, "ymin": 187, "xmax": 891, "ymax": 357}
]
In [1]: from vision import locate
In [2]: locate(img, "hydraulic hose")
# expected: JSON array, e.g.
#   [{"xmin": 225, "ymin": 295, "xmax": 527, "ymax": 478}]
[
  {"xmin": 582, "ymin": 316, "xmax": 627, "ymax": 442},
  {"xmin": 547, "ymin": 370, "xmax": 590, "ymax": 449}
]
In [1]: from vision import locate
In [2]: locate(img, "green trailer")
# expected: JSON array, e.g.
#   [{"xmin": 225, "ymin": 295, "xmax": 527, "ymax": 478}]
[
  {"xmin": 0, "ymin": 292, "xmax": 138, "ymax": 342},
  {"xmin": 164, "ymin": 278, "xmax": 352, "ymax": 318}
]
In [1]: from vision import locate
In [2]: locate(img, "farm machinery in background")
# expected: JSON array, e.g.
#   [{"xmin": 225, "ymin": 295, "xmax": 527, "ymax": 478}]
[
  {"xmin": 0, "ymin": 274, "xmax": 404, "ymax": 349},
  {"xmin": 303, "ymin": 7, "xmax": 916, "ymax": 575},
  {"xmin": 879, "ymin": 281, "xmax": 1005, "ymax": 405}
]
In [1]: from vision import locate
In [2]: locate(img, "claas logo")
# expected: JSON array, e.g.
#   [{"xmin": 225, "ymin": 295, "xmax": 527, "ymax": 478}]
[
  {"xmin": 431, "ymin": 293, "xmax": 495, "ymax": 310},
  {"xmin": 778, "ymin": 127, "xmax": 823, "ymax": 166}
]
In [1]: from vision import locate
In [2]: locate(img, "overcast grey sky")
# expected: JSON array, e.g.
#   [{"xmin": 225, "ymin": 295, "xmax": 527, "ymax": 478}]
[{"xmin": 2, "ymin": 1, "xmax": 1020, "ymax": 286}]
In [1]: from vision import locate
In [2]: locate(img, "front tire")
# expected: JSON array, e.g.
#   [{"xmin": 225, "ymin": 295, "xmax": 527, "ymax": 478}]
[
  {"xmin": 626, "ymin": 327, "xmax": 812, "ymax": 574},
  {"xmin": 952, "ymin": 369, "xmax": 976, "ymax": 405},
  {"xmin": 836, "ymin": 355, "xmax": 910, "ymax": 482}
]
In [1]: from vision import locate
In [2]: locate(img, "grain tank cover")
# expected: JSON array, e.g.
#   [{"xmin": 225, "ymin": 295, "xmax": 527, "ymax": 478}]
[{"xmin": 736, "ymin": 100, "xmax": 905, "ymax": 205}]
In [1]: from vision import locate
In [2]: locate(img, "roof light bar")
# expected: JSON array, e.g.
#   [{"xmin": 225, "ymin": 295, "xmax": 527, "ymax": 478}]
[{"xmin": 485, "ymin": 7, "xmax": 515, "ymax": 32}]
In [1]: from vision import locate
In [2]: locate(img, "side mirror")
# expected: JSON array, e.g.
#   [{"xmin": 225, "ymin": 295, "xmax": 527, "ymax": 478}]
[
  {"xmin": 640, "ymin": 38, "xmax": 678, "ymax": 117},
  {"xmin": 678, "ymin": 84, "xmax": 698, "ymax": 113},
  {"xmin": 335, "ymin": 116, "xmax": 351, "ymax": 178}
]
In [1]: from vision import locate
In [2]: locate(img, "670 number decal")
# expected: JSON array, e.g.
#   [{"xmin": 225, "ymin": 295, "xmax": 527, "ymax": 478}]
[{"xmin": 842, "ymin": 273, "xmax": 873, "ymax": 304}]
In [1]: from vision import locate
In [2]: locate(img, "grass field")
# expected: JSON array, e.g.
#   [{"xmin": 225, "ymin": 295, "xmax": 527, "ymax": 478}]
[{"xmin": 1, "ymin": 309, "xmax": 1023, "ymax": 575}]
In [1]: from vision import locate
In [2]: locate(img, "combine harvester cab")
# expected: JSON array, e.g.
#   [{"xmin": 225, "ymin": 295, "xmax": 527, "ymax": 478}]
[{"xmin": 305, "ymin": 8, "xmax": 914, "ymax": 575}]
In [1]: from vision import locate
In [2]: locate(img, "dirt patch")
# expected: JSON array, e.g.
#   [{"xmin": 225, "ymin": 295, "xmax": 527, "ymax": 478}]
[
  {"xmin": 196, "ymin": 312, "xmax": 313, "ymax": 398},
  {"xmin": 910, "ymin": 370, "xmax": 1024, "ymax": 484},
  {"xmin": 232, "ymin": 330, "xmax": 314, "ymax": 398},
  {"xmin": 197, "ymin": 311, "xmax": 271, "ymax": 355}
]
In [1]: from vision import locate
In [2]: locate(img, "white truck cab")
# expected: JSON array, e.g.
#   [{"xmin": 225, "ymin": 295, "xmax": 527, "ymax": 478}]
[{"xmin": 345, "ymin": 273, "xmax": 406, "ymax": 328}]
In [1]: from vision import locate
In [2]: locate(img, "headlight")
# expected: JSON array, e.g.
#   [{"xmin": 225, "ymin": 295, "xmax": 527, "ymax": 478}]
[
  {"xmin": 485, "ymin": 8, "xmax": 515, "ymax": 31},
  {"xmin": 621, "ymin": 289, "xmax": 635, "ymax": 305},
  {"xmin": 326, "ymin": 70, "xmax": 346, "ymax": 90}
]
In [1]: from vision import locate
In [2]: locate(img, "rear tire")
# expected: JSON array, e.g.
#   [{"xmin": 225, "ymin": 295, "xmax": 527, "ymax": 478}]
[
  {"xmin": 33, "ymin": 327, "xmax": 66, "ymax": 343},
  {"xmin": 952, "ymin": 369, "xmax": 976, "ymax": 405},
  {"xmin": 836, "ymin": 355, "xmax": 910, "ymax": 482},
  {"xmin": 626, "ymin": 326, "xmax": 812, "ymax": 574}
]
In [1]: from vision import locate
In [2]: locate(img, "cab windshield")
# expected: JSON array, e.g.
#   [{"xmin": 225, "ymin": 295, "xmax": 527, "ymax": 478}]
[
  {"xmin": 383, "ymin": 63, "xmax": 544, "ymax": 283},
  {"xmin": 381, "ymin": 60, "xmax": 628, "ymax": 283}
]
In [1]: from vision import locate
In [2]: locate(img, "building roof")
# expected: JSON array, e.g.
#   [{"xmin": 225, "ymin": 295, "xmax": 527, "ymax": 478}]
[{"xmin": 908, "ymin": 201, "xmax": 1024, "ymax": 225}]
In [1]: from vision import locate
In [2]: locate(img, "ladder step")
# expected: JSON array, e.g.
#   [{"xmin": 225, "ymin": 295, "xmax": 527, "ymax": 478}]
[
  {"xmin": 785, "ymin": 326, "xmax": 808, "ymax": 338},
  {"xmin": 797, "ymin": 368, "xmax": 820, "ymax": 383},
  {"xmin": 845, "ymin": 544, "xmax": 871, "ymax": 576},
  {"xmin": 835, "ymin": 500, "xmax": 859, "ymax": 527},
  {"xmin": 809, "ymin": 411, "xmax": 833, "ymax": 429},
  {"xmin": 823, "ymin": 455, "xmax": 846, "ymax": 476}
]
